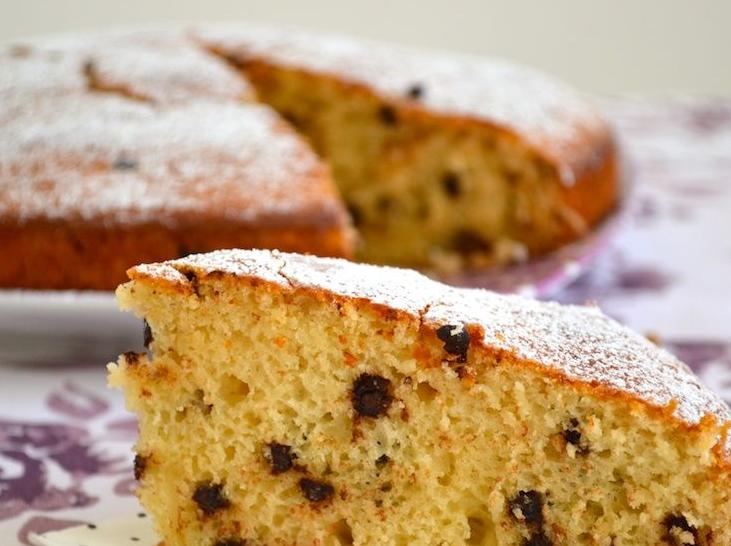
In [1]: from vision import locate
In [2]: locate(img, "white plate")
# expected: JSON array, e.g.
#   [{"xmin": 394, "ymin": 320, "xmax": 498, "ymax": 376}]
[{"xmin": 0, "ymin": 289, "xmax": 142, "ymax": 366}]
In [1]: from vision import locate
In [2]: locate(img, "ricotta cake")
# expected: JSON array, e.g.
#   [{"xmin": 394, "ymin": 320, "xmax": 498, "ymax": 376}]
[
  {"xmin": 1, "ymin": 26, "xmax": 618, "ymax": 289},
  {"xmin": 109, "ymin": 250, "xmax": 730, "ymax": 546}
]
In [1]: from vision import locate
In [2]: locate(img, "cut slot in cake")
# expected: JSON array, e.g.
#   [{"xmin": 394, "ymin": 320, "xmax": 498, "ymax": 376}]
[
  {"xmin": 199, "ymin": 25, "xmax": 618, "ymax": 271},
  {"xmin": 108, "ymin": 250, "xmax": 730, "ymax": 545}
]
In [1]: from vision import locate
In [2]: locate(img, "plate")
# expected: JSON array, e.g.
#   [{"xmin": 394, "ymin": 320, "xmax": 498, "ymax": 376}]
[
  {"xmin": 0, "ymin": 176, "xmax": 629, "ymax": 367},
  {"xmin": 0, "ymin": 289, "xmax": 142, "ymax": 366}
]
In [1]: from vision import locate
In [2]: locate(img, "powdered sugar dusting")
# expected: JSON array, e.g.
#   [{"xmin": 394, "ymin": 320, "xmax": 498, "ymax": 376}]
[
  {"xmin": 135, "ymin": 249, "xmax": 731, "ymax": 437},
  {"xmin": 196, "ymin": 24, "xmax": 608, "ymax": 180},
  {"xmin": 428, "ymin": 291, "xmax": 729, "ymax": 427},
  {"xmin": 87, "ymin": 33, "xmax": 253, "ymax": 104},
  {"xmin": 14, "ymin": 28, "xmax": 254, "ymax": 104},
  {"xmin": 0, "ymin": 34, "xmax": 341, "ymax": 227}
]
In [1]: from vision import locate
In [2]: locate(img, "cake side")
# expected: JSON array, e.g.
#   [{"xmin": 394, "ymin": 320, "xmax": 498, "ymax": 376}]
[
  {"xmin": 110, "ymin": 250, "xmax": 730, "ymax": 545},
  {"xmin": 0, "ymin": 220, "xmax": 349, "ymax": 290}
]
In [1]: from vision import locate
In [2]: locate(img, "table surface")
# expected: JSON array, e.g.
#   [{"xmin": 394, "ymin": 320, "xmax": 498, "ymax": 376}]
[{"xmin": 2, "ymin": 97, "xmax": 731, "ymax": 545}]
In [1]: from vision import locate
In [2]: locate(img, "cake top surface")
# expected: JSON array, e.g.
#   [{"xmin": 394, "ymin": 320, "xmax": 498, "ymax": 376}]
[
  {"xmin": 130, "ymin": 249, "xmax": 731, "ymax": 446},
  {"xmin": 196, "ymin": 24, "xmax": 609, "ymax": 182},
  {"xmin": 0, "ymin": 31, "xmax": 342, "ymax": 227}
]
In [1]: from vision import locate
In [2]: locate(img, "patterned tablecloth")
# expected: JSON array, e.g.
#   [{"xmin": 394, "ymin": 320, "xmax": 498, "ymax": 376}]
[{"xmin": 1, "ymin": 98, "xmax": 731, "ymax": 544}]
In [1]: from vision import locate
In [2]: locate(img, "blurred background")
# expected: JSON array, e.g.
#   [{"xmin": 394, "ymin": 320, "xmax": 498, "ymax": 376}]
[{"xmin": 2, "ymin": 0, "xmax": 730, "ymax": 96}]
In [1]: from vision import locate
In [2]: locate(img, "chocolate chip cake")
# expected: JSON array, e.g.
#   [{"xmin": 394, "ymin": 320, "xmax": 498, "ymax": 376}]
[
  {"xmin": 109, "ymin": 250, "xmax": 731, "ymax": 546},
  {"xmin": 1, "ymin": 25, "xmax": 618, "ymax": 289}
]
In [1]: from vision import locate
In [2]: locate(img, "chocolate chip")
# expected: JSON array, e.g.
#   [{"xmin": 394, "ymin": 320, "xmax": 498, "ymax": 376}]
[
  {"xmin": 436, "ymin": 324, "xmax": 470, "ymax": 363},
  {"xmin": 180, "ymin": 269, "xmax": 201, "ymax": 295},
  {"xmin": 509, "ymin": 490, "xmax": 544, "ymax": 526},
  {"xmin": 299, "ymin": 478, "xmax": 335, "ymax": 503},
  {"xmin": 281, "ymin": 111, "xmax": 303, "ymax": 130},
  {"xmin": 83, "ymin": 59, "xmax": 96, "ymax": 78},
  {"xmin": 267, "ymin": 443, "xmax": 296, "ymax": 475},
  {"xmin": 375, "ymin": 454, "xmax": 391, "ymax": 468},
  {"xmin": 133, "ymin": 454, "xmax": 147, "ymax": 480},
  {"xmin": 524, "ymin": 532, "xmax": 553, "ymax": 546},
  {"xmin": 663, "ymin": 514, "xmax": 699, "ymax": 546},
  {"xmin": 112, "ymin": 157, "xmax": 138, "ymax": 171},
  {"xmin": 87, "ymin": 523, "xmax": 97, "ymax": 529},
  {"xmin": 378, "ymin": 105, "xmax": 398, "ymax": 125},
  {"xmin": 352, "ymin": 374, "xmax": 393, "ymax": 418},
  {"xmin": 452, "ymin": 230, "xmax": 492, "ymax": 254},
  {"xmin": 123, "ymin": 351, "xmax": 144, "ymax": 366},
  {"xmin": 504, "ymin": 168, "xmax": 521, "ymax": 185},
  {"xmin": 213, "ymin": 540, "xmax": 247, "ymax": 546},
  {"xmin": 406, "ymin": 84, "xmax": 424, "ymax": 99},
  {"xmin": 347, "ymin": 203, "xmax": 362, "ymax": 227},
  {"xmin": 563, "ymin": 428, "xmax": 581, "ymax": 445},
  {"xmin": 376, "ymin": 196, "xmax": 394, "ymax": 212},
  {"xmin": 442, "ymin": 172, "xmax": 462, "ymax": 198},
  {"xmin": 562, "ymin": 418, "xmax": 589, "ymax": 455},
  {"xmin": 193, "ymin": 482, "xmax": 231, "ymax": 515},
  {"xmin": 143, "ymin": 320, "xmax": 153, "ymax": 349}
]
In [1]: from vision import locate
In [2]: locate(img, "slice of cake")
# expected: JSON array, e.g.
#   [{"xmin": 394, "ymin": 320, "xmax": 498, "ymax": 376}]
[{"xmin": 108, "ymin": 250, "xmax": 730, "ymax": 545}]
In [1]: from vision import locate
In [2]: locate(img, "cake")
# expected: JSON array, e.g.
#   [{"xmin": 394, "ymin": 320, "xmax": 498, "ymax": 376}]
[
  {"xmin": 109, "ymin": 249, "xmax": 730, "ymax": 546},
  {"xmin": 1, "ymin": 26, "xmax": 618, "ymax": 290}
]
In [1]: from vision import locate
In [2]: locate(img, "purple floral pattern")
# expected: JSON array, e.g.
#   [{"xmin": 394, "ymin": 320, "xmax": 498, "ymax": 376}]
[{"xmin": 2, "ymin": 97, "xmax": 731, "ymax": 544}]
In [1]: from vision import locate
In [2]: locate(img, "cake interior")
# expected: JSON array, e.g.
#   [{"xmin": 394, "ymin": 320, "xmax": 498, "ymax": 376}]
[
  {"xmin": 109, "ymin": 273, "xmax": 728, "ymax": 546},
  {"xmin": 223, "ymin": 59, "xmax": 587, "ymax": 272}
]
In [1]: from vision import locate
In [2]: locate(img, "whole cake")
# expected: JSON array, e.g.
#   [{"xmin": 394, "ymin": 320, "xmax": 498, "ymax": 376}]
[
  {"xmin": 1, "ymin": 26, "xmax": 618, "ymax": 290},
  {"xmin": 109, "ymin": 249, "xmax": 730, "ymax": 546}
]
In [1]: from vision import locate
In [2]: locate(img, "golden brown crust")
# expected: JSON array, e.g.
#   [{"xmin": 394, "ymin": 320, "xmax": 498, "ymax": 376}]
[
  {"xmin": 556, "ymin": 135, "xmax": 620, "ymax": 236},
  {"xmin": 0, "ymin": 220, "xmax": 350, "ymax": 290}
]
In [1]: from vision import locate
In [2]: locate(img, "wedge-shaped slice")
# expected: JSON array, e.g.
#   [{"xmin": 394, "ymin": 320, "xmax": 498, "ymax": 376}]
[{"xmin": 109, "ymin": 250, "xmax": 730, "ymax": 546}]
